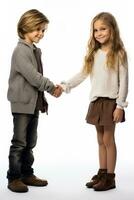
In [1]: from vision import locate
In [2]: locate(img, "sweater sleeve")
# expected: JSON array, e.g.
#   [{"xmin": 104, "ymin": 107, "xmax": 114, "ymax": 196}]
[
  {"xmin": 116, "ymin": 63, "xmax": 128, "ymax": 109},
  {"xmin": 13, "ymin": 48, "xmax": 55, "ymax": 94},
  {"xmin": 60, "ymin": 72, "xmax": 88, "ymax": 93}
]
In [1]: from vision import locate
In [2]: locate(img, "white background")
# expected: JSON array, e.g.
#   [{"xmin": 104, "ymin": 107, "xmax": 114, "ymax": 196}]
[{"xmin": 0, "ymin": 0, "xmax": 133, "ymax": 199}]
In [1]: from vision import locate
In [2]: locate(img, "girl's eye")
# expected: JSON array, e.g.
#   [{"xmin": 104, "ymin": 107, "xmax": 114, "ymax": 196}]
[
  {"xmin": 94, "ymin": 27, "xmax": 107, "ymax": 32},
  {"xmin": 101, "ymin": 28, "xmax": 106, "ymax": 30},
  {"xmin": 94, "ymin": 29, "xmax": 98, "ymax": 32},
  {"xmin": 42, "ymin": 29, "xmax": 45, "ymax": 33}
]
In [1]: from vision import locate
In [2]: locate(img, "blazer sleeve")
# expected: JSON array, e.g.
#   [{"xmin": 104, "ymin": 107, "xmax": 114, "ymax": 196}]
[{"xmin": 13, "ymin": 48, "xmax": 55, "ymax": 94}]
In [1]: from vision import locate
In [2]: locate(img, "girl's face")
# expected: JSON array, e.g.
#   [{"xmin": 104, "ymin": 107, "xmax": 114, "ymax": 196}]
[
  {"xmin": 93, "ymin": 19, "xmax": 111, "ymax": 47},
  {"xmin": 24, "ymin": 23, "xmax": 48, "ymax": 44}
]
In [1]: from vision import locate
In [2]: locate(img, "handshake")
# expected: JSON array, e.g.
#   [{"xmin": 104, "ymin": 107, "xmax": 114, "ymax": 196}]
[{"xmin": 52, "ymin": 85, "xmax": 63, "ymax": 98}]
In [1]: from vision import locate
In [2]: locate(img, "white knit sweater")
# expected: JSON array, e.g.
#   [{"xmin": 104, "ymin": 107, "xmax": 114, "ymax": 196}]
[{"xmin": 61, "ymin": 49, "xmax": 128, "ymax": 109}]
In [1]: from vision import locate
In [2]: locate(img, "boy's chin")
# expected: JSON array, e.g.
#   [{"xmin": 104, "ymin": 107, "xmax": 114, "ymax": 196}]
[
  {"xmin": 34, "ymin": 39, "xmax": 40, "ymax": 43},
  {"xmin": 34, "ymin": 41, "xmax": 39, "ymax": 44}
]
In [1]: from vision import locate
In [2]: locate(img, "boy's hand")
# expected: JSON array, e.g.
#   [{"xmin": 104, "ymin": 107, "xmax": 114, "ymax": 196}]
[
  {"xmin": 113, "ymin": 108, "xmax": 124, "ymax": 123},
  {"xmin": 53, "ymin": 85, "xmax": 63, "ymax": 97}
]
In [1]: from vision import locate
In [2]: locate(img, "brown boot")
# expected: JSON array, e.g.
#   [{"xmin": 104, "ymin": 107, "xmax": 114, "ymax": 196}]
[
  {"xmin": 22, "ymin": 175, "xmax": 48, "ymax": 186},
  {"xmin": 86, "ymin": 169, "xmax": 107, "ymax": 188},
  {"xmin": 8, "ymin": 179, "xmax": 28, "ymax": 193},
  {"xmin": 93, "ymin": 173, "xmax": 116, "ymax": 191}
]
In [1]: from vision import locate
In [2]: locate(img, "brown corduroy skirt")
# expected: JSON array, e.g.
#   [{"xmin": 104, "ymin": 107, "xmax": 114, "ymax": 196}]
[{"xmin": 86, "ymin": 97, "xmax": 125, "ymax": 126}]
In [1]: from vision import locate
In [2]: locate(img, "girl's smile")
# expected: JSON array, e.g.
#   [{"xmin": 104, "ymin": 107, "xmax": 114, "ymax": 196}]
[{"xmin": 93, "ymin": 19, "xmax": 111, "ymax": 48}]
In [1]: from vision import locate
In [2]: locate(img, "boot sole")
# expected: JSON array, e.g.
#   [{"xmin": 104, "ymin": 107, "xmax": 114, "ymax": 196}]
[
  {"xmin": 94, "ymin": 185, "xmax": 116, "ymax": 191},
  {"xmin": 86, "ymin": 184, "xmax": 95, "ymax": 188},
  {"xmin": 8, "ymin": 186, "xmax": 28, "ymax": 193},
  {"xmin": 23, "ymin": 182, "xmax": 48, "ymax": 187}
]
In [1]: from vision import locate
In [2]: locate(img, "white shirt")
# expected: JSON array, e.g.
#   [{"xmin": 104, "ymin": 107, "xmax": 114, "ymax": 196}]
[{"xmin": 61, "ymin": 49, "xmax": 128, "ymax": 109}]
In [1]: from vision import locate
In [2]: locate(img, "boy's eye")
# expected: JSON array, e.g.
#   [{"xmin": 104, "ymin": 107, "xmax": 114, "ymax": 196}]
[{"xmin": 36, "ymin": 28, "xmax": 46, "ymax": 33}]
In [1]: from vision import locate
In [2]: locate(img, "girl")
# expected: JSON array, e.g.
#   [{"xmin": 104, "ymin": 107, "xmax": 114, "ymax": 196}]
[
  {"xmin": 61, "ymin": 12, "xmax": 128, "ymax": 191},
  {"xmin": 7, "ymin": 9, "xmax": 62, "ymax": 193}
]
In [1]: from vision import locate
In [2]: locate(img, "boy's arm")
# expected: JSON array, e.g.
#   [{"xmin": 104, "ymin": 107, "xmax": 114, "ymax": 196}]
[{"xmin": 14, "ymin": 49, "xmax": 55, "ymax": 94}]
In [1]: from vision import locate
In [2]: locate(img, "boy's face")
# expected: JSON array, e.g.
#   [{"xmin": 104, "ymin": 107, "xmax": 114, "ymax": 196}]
[{"xmin": 24, "ymin": 23, "xmax": 48, "ymax": 44}]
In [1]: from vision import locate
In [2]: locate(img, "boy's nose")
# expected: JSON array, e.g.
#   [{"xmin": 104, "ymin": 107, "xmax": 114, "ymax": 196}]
[
  {"xmin": 39, "ymin": 30, "xmax": 44, "ymax": 35},
  {"xmin": 38, "ymin": 32, "xmax": 44, "ymax": 38}
]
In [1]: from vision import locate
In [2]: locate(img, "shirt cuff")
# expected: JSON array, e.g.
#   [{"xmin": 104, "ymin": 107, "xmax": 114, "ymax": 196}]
[
  {"xmin": 60, "ymin": 81, "xmax": 71, "ymax": 93},
  {"xmin": 116, "ymin": 105, "xmax": 124, "ymax": 110}
]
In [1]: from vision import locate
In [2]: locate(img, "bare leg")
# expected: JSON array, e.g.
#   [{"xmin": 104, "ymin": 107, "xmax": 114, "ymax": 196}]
[
  {"xmin": 96, "ymin": 125, "xmax": 107, "ymax": 169},
  {"xmin": 103, "ymin": 125, "xmax": 116, "ymax": 173}
]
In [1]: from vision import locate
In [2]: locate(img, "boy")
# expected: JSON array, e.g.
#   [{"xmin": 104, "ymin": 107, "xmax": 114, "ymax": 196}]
[{"xmin": 7, "ymin": 9, "xmax": 62, "ymax": 193}]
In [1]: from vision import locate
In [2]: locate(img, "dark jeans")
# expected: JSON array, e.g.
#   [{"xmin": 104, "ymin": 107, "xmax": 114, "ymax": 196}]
[{"xmin": 7, "ymin": 110, "xmax": 39, "ymax": 181}]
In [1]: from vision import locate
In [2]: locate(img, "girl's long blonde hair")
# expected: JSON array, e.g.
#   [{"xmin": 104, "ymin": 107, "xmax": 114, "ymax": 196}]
[{"xmin": 83, "ymin": 12, "xmax": 127, "ymax": 74}]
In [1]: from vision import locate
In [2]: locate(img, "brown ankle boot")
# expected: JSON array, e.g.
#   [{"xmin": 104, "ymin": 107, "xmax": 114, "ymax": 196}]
[
  {"xmin": 93, "ymin": 173, "xmax": 116, "ymax": 191},
  {"xmin": 22, "ymin": 175, "xmax": 48, "ymax": 186},
  {"xmin": 8, "ymin": 179, "xmax": 28, "ymax": 193},
  {"xmin": 86, "ymin": 169, "xmax": 107, "ymax": 188}
]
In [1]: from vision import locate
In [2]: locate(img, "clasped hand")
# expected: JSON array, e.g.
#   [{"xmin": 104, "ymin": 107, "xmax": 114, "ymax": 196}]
[{"xmin": 53, "ymin": 85, "xmax": 63, "ymax": 97}]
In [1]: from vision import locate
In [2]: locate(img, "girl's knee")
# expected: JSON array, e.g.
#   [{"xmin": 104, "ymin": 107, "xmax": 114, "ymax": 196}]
[{"xmin": 103, "ymin": 137, "xmax": 115, "ymax": 148}]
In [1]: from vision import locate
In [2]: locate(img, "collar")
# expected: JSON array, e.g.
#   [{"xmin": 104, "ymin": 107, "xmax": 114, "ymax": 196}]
[{"xmin": 18, "ymin": 39, "xmax": 36, "ymax": 51}]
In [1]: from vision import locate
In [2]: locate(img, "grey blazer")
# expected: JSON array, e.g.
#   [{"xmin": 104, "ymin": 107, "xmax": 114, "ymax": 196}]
[{"xmin": 7, "ymin": 39, "xmax": 55, "ymax": 114}]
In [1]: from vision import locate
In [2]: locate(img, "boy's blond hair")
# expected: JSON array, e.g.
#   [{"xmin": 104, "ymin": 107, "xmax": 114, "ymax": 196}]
[{"xmin": 17, "ymin": 9, "xmax": 49, "ymax": 39}]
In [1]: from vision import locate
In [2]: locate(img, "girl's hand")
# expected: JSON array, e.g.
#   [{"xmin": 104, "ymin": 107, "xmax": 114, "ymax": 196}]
[{"xmin": 113, "ymin": 108, "xmax": 124, "ymax": 123}]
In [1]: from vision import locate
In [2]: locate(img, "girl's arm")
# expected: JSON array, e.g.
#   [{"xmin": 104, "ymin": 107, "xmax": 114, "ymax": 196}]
[
  {"xmin": 113, "ymin": 62, "xmax": 128, "ymax": 123},
  {"xmin": 60, "ymin": 72, "xmax": 88, "ymax": 93},
  {"xmin": 116, "ymin": 63, "xmax": 128, "ymax": 109}
]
